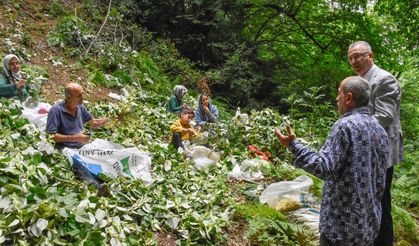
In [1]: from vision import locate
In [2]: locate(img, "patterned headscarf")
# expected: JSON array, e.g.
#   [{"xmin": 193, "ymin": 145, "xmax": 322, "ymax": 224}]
[
  {"xmin": 2, "ymin": 54, "xmax": 24, "ymax": 83},
  {"xmin": 173, "ymin": 85, "xmax": 187, "ymax": 100}
]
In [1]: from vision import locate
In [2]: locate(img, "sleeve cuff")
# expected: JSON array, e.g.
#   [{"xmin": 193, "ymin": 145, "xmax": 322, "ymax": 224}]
[{"xmin": 288, "ymin": 140, "xmax": 299, "ymax": 154}]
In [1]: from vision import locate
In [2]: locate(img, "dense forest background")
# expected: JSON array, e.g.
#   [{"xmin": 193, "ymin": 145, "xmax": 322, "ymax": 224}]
[
  {"xmin": 111, "ymin": 0, "xmax": 417, "ymax": 107},
  {"xmin": 0, "ymin": 0, "xmax": 417, "ymax": 245}
]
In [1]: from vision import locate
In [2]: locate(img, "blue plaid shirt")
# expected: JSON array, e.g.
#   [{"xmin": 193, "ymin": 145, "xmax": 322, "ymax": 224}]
[{"xmin": 289, "ymin": 107, "xmax": 388, "ymax": 245}]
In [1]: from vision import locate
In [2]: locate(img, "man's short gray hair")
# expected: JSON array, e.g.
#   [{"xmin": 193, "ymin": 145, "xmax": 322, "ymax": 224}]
[
  {"xmin": 348, "ymin": 41, "xmax": 372, "ymax": 52},
  {"xmin": 343, "ymin": 76, "xmax": 370, "ymax": 107}
]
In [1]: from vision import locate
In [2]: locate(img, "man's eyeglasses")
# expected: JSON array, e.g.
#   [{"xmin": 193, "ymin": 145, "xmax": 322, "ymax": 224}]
[{"xmin": 348, "ymin": 52, "xmax": 370, "ymax": 62}]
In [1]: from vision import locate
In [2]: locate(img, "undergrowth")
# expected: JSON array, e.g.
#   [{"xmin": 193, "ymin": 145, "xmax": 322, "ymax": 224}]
[{"xmin": 233, "ymin": 204, "xmax": 317, "ymax": 245}]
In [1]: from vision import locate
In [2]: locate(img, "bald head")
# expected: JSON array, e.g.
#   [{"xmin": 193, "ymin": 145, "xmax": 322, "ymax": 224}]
[
  {"xmin": 65, "ymin": 83, "xmax": 83, "ymax": 98},
  {"xmin": 64, "ymin": 83, "xmax": 84, "ymax": 107}
]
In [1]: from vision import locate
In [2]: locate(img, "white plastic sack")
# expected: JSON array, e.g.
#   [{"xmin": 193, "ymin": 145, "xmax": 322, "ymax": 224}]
[
  {"xmin": 228, "ymin": 158, "xmax": 270, "ymax": 181},
  {"xmin": 184, "ymin": 145, "xmax": 220, "ymax": 170},
  {"xmin": 194, "ymin": 156, "xmax": 216, "ymax": 170},
  {"xmin": 288, "ymin": 207, "xmax": 320, "ymax": 236},
  {"xmin": 62, "ymin": 139, "xmax": 153, "ymax": 184},
  {"xmin": 108, "ymin": 86, "xmax": 131, "ymax": 101},
  {"xmin": 191, "ymin": 131, "xmax": 209, "ymax": 145},
  {"xmin": 108, "ymin": 92, "xmax": 127, "ymax": 101},
  {"xmin": 81, "ymin": 139, "xmax": 123, "ymax": 149},
  {"xmin": 259, "ymin": 175, "xmax": 313, "ymax": 208},
  {"xmin": 21, "ymin": 100, "xmax": 52, "ymax": 131}
]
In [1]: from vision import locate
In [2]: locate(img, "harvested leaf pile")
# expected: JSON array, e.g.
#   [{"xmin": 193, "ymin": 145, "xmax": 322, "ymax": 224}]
[
  {"xmin": 0, "ymin": 95, "xmax": 231, "ymax": 245},
  {"xmin": 0, "ymin": 83, "xmax": 299, "ymax": 245}
]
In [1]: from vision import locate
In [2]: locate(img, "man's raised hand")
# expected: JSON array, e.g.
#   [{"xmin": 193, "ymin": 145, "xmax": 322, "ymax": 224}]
[{"xmin": 275, "ymin": 125, "xmax": 296, "ymax": 148}]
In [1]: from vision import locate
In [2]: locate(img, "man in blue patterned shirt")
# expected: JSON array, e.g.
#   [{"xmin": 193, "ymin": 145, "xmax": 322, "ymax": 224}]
[{"xmin": 275, "ymin": 76, "xmax": 389, "ymax": 245}]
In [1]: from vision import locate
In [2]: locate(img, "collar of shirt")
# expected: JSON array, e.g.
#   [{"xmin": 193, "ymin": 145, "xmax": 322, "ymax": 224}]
[
  {"xmin": 341, "ymin": 106, "xmax": 370, "ymax": 118},
  {"xmin": 59, "ymin": 101, "xmax": 79, "ymax": 117},
  {"xmin": 362, "ymin": 64, "xmax": 378, "ymax": 82}
]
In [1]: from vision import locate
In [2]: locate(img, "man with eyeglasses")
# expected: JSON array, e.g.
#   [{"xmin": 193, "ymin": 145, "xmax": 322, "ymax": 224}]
[{"xmin": 348, "ymin": 41, "xmax": 404, "ymax": 246}]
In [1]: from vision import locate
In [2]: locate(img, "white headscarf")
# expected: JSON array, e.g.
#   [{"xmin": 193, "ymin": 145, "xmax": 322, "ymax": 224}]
[{"xmin": 2, "ymin": 54, "xmax": 24, "ymax": 83}]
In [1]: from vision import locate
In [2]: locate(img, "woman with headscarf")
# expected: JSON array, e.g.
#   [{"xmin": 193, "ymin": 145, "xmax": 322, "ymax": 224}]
[
  {"xmin": 167, "ymin": 85, "xmax": 188, "ymax": 113},
  {"xmin": 0, "ymin": 54, "xmax": 30, "ymax": 100},
  {"xmin": 195, "ymin": 94, "xmax": 218, "ymax": 126}
]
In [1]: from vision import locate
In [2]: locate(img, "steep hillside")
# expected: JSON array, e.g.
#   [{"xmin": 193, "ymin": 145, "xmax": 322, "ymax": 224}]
[
  {"xmin": 0, "ymin": 0, "xmax": 110, "ymax": 102},
  {"xmin": 0, "ymin": 1, "xmax": 417, "ymax": 245}
]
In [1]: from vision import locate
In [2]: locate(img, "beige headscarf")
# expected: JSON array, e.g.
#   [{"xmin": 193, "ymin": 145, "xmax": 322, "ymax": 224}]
[{"xmin": 2, "ymin": 54, "xmax": 25, "ymax": 83}]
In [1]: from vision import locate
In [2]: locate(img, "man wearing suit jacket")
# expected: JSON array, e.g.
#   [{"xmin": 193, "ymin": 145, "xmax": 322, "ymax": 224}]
[{"xmin": 348, "ymin": 41, "xmax": 404, "ymax": 246}]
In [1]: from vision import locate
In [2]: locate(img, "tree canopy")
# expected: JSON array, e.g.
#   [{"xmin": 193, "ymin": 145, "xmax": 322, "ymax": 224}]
[{"xmin": 111, "ymin": 0, "xmax": 417, "ymax": 108}]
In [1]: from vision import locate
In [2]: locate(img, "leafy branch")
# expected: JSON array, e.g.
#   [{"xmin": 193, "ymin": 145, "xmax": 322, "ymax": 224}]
[{"xmin": 85, "ymin": 0, "xmax": 113, "ymax": 56}]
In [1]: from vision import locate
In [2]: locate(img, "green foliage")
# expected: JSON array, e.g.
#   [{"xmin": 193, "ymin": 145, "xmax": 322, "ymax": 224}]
[
  {"xmin": 114, "ymin": 0, "xmax": 243, "ymax": 67},
  {"xmin": 0, "ymin": 78, "xmax": 328, "ymax": 244},
  {"xmin": 49, "ymin": 0, "xmax": 67, "ymax": 18},
  {"xmin": 373, "ymin": 0, "xmax": 418, "ymax": 69},
  {"xmin": 85, "ymin": 46, "xmax": 173, "ymax": 89},
  {"xmin": 393, "ymin": 205, "xmax": 419, "ymax": 245},
  {"xmin": 235, "ymin": 203, "xmax": 287, "ymax": 221},
  {"xmin": 47, "ymin": 2, "xmax": 199, "ymax": 94},
  {"xmin": 88, "ymin": 70, "xmax": 120, "ymax": 87},
  {"xmin": 392, "ymin": 59, "xmax": 419, "ymax": 215},
  {"xmin": 109, "ymin": 0, "xmax": 417, "ymax": 112},
  {"xmin": 393, "ymin": 158, "xmax": 419, "ymax": 214},
  {"xmin": 207, "ymin": 45, "xmax": 265, "ymax": 106},
  {"xmin": 19, "ymin": 64, "xmax": 49, "ymax": 98},
  {"xmin": 47, "ymin": 14, "xmax": 91, "ymax": 55},
  {"xmin": 20, "ymin": 31, "xmax": 32, "ymax": 47},
  {"xmin": 234, "ymin": 204, "xmax": 316, "ymax": 245},
  {"xmin": 282, "ymin": 85, "xmax": 337, "ymax": 138},
  {"xmin": 399, "ymin": 60, "xmax": 419, "ymax": 147},
  {"xmin": 96, "ymin": 44, "xmax": 126, "ymax": 72},
  {"xmin": 146, "ymin": 39, "xmax": 202, "ymax": 90}
]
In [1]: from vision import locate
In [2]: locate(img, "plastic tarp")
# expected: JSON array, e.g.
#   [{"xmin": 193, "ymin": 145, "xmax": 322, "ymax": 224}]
[
  {"xmin": 259, "ymin": 175, "xmax": 320, "ymax": 236},
  {"xmin": 183, "ymin": 145, "xmax": 220, "ymax": 170},
  {"xmin": 108, "ymin": 87, "xmax": 130, "ymax": 101},
  {"xmin": 259, "ymin": 175, "xmax": 313, "ymax": 207},
  {"xmin": 191, "ymin": 131, "xmax": 209, "ymax": 145},
  {"xmin": 63, "ymin": 139, "xmax": 153, "ymax": 184},
  {"xmin": 21, "ymin": 100, "xmax": 51, "ymax": 131},
  {"xmin": 247, "ymin": 145, "xmax": 270, "ymax": 161},
  {"xmin": 228, "ymin": 158, "xmax": 270, "ymax": 181}
]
